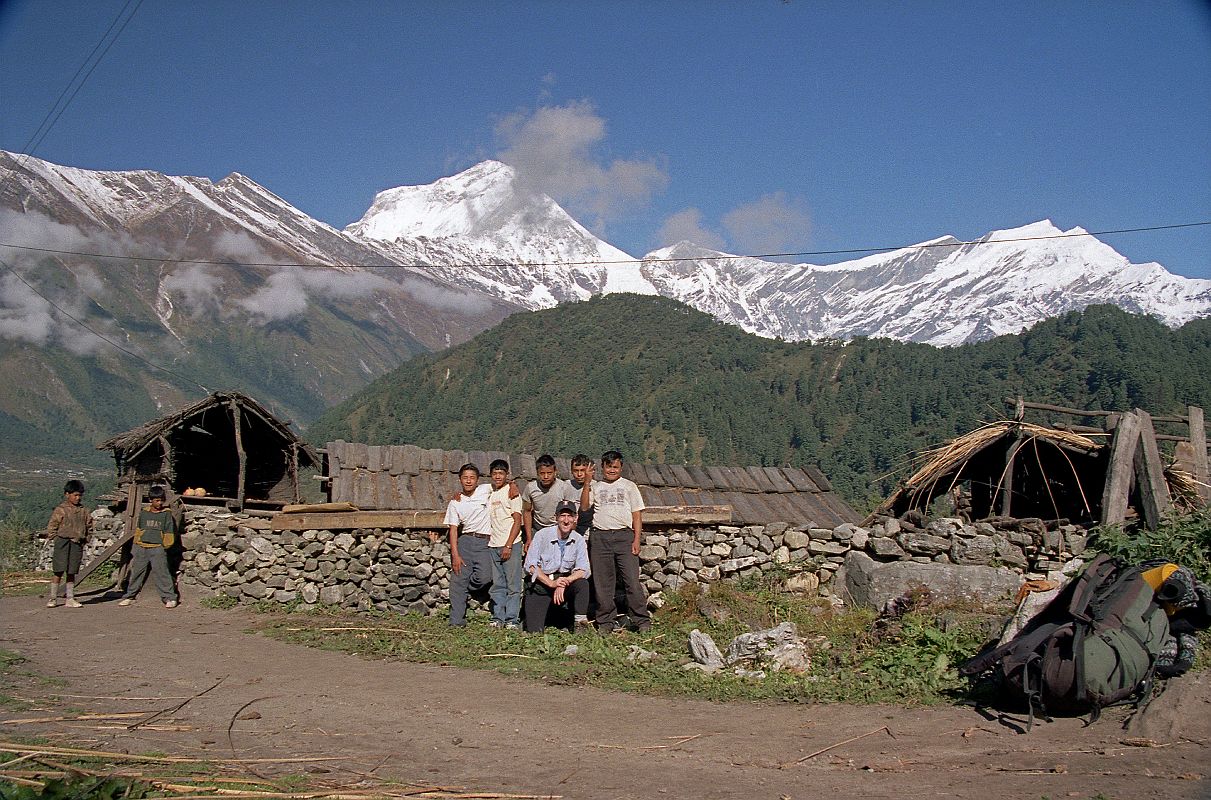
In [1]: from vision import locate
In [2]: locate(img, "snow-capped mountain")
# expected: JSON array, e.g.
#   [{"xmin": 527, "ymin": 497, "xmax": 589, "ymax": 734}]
[{"xmin": 1, "ymin": 148, "xmax": 1208, "ymax": 469}]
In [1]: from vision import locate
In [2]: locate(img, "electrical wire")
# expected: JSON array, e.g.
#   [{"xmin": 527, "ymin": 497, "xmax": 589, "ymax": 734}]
[
  {"xmin": 0, "ymin": 220, "xmax": 1207, "ymax": 271},
  {"xmin": 0, "ymin": 0, "xmax": 146, "ymax": 192}
]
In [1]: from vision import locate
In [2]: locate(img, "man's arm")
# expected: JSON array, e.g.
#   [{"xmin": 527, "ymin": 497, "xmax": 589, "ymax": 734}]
[
  {"xmin": 631, "ymin": 510, "xmax": 643, "ymax": 556},
  {"xmin": 448, "ymin": 524, "xmax": 463, "ymax": 574}
]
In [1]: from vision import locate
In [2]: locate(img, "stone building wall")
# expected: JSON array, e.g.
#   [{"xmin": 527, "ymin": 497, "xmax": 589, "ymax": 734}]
[{"xmin": 54, "ymin": 506, "xmax": 1091, "ymax": 611}]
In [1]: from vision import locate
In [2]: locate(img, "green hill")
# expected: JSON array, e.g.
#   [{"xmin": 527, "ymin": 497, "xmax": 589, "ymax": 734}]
[{"xmin": 310, "ymin": 295, "xmax": 1211, "ymax": 510}]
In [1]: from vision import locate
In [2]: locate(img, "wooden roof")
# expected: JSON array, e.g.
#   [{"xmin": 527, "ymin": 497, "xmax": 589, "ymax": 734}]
[
  {"xmin": 98, "ymin": 391, "xmax": 319, "ymax": 467},
  {"xmin": 325, "ymin": 440, "xmax": 859, "ymax": 527}
]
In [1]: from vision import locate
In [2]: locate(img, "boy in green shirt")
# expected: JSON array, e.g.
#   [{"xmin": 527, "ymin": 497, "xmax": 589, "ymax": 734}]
[{"xmin": 117, "ymin": 485, "xmax": 180, "ymax": 608}]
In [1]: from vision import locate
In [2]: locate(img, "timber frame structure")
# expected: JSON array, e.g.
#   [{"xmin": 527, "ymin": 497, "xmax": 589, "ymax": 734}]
[
  {"xmin": 97, "ymin": 391, "xmax": 320, "ymax": 509},
  {"xmin": 874, "ymin": 398, "xmax": 1209, "ymax": 529}
]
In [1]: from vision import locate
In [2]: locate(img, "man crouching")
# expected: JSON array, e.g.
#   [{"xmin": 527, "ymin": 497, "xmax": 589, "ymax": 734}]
[{"xmin": 522, "ymin": 500, "xmax": 591, "ymax": 633}]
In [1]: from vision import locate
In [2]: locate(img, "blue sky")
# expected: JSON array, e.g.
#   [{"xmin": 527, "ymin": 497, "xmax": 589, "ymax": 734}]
[{"xmin": 2, "ymin": 1, "xmax": 1209, "ymax": 277}]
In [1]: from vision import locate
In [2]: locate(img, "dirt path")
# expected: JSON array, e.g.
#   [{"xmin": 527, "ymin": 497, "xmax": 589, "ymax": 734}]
[{"xmin": 2, "ymin": 593, "xmax": 1208, "ymax": 799}]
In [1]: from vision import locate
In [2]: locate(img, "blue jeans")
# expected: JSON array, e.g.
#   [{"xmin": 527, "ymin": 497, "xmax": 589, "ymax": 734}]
[{"xmin": 489, "ymin": 542, "xmax": 524, "ymax": 625}]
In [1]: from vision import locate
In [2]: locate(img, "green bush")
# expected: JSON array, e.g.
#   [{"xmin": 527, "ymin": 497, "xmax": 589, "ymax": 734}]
[{"xmin": 1090, "ymin": 508, "xmax": 1211, "ymax": 582}]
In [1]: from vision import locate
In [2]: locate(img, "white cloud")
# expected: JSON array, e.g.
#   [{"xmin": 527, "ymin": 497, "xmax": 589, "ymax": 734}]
[
  {"xmin": 656, "ymin": 208, "xmax": 728, "ymax": 251},
  {"xmin": 0, "ymin": 272, "xmax": 55, "ymax": 345},
  {"xmin": 237, "ymin": 269, "xmax": 398, "ymax": 322},
  {"xmin": 162, "ymin": 265, "xmax": 225, "ymax": 314},
  {"xmin": 721, "ymin": 192, "xmax": 812, "ymax": 255},
  {"xmin": 495, "ymin": 100, "xmax": 668, "ymax": 230}
]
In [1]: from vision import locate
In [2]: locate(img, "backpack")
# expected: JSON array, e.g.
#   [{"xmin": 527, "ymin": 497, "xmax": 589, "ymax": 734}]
[{"xmin": 959, "ymin": 553, "xmax": 1172, "ymax": 728}]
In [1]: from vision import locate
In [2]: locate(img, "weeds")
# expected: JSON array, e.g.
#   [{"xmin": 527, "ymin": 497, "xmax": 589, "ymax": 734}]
[
  {"xmin": 1090, "ymin": 508, "xmax": 1211, "ymax": 582},
  {"xmin": 251, "ymin": 575, "xmax": 1009, "ymax": 707}
]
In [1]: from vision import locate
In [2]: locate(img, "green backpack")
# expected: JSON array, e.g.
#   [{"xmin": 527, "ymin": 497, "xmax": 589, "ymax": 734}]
[{"xmin": 960, "ymin": 553, "xmax": 1172, "ymax": 727}]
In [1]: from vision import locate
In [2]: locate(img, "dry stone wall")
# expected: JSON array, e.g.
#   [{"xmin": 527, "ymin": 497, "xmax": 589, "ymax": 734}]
[{"xmin": 57, "ymin": 506, "xmax": 1092, "ymax": 611}]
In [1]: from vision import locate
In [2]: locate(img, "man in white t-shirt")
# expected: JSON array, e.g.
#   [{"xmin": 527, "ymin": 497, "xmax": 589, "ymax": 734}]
[
  {"xmin": 589, "ymin": 450, "xmax": 650, "ymax": 634},
  {"xmin": 443, "ymin": 463, "xmax": 492, "ymax": 627},
  {"xmin": 486, "ymin": 458, "xmax": 525, "ymax": 629}
]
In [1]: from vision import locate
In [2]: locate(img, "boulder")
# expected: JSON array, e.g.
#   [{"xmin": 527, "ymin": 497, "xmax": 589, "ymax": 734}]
[{"xmin": 842, "ymin": 550, "xmax": 1021, "ymax": 609}]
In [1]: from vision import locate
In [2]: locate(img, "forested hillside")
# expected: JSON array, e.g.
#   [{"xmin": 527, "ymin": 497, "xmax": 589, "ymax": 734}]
[{"xmin": 311, "ymin": 295, "xmax": 1211, "ymax": 510}]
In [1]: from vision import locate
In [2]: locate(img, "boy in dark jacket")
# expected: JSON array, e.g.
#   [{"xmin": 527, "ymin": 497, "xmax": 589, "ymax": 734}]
[
  {"xmin": 45, "ymin": 479, "xmax": 93, "ymax": 608},
  {"xmin": 117, "ymin": 485, "xmax": 180, "ymax": 608}
]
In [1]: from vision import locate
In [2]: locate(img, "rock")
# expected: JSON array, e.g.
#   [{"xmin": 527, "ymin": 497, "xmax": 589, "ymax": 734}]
[
  {"xmin": 784, "ymin": 572, "xmax": 820, "ymax": 595},
  {"xmin": 1065, "ymin": 531, "xmax": 1088, "ymax": 556},
  {"xmin": 721, "ymin": 556, "xmax": 759, "ymax": 573},
  {"xmin": 868, "ymin": 537, "xmax": 906, "ymax": 558},
  {"xmin": 638, "ymin": 545, "xmax": 666, "ymax": 560},
  {"xmin": 842, "ymin": 550, "xmax": 1021, "ymax": 609},
  {"xmin": 698, "ymin": 566, "xmax": 721, "ymax": 582},
  {"xmin": 900, "ymin": 531, "xmax": 951, "ymax": 556},
  {"xmin": 319, "ymin": 585, "xmax": 344, "ymax": 605},
  {"xmin": 563, "ymin": 645, "xmax": 580, "ymax": 657},
  {"xmin": 688, "ymin": 629, "xmax": 725, "ymax": 668},
  {"xmin": 626, "ymin": 645, "xmax": 657, "ymax": 663},
  {"xmin": 773, "ymin": 546, "xmax": 791, "ymax": 564},
  {"xmin": 682, "ymin": 554, "xmax": 703, "ymax": 570},
  {"xmin": 808, "ymin": 540, "xmax": 849, "ymax": 556},
  {"xmin": 241, "ymin": 580, "xmax": 268, "ymax": 599},
  {"xmin": 783, "ymin": 529, "xmax": 811, "ymax": 549},
  {"xmin": 725, "ymin": 621, "xmax": 799, "ymax": 664},
  {"xmin": 850, "ymin": 530, "xmax": 869, "ymax": 550},
  {"xmin": 950, "ymin": 534, "xmax": 997, "ymax": 565},
  {"xmin": 249, "ymin": 536, "xmax": 275, "ymax": 556}
]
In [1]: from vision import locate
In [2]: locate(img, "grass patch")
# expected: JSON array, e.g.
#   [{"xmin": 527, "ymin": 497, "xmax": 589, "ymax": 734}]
[{"xmin": 251, "ymin": 577, "xmax": 1007, "ymax": 706}]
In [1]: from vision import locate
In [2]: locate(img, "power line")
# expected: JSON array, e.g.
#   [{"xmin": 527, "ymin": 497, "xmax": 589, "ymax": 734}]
[
  {"xmin": 0, "ymin": 256, "xmax": 209, "ymax": 392},
  {"xmin": 0, "ymin": 220, "xmax": 1207, "ymax": 271},
  {"xmin": 0, "ymin": 0, "xmax": 146, "ymax": 192}
]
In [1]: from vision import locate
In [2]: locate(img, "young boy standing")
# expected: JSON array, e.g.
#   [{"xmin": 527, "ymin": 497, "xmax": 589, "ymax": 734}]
[
  {"xmin": 45, "ymin": 479, "xmax": 93, "ymax": 608},
  {"xmin": 118, "ymin": 485, "xmax": 179, "ymax": 608},
  {"xmin": 444, "ymin": 463, "xmax": 493, "ymax": 627},
  {"xmin": 589, "ymin": 450, "xmax": 650, "ymax": 633},
  {"xmin": 486, "ymin": 459, "xmax": 524, "ymax": 629}
]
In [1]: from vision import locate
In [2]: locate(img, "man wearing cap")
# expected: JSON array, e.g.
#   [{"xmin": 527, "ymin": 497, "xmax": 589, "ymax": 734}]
[{"xmin": 522, "ymin": 500, "xmax": 591, "ymax": 633}]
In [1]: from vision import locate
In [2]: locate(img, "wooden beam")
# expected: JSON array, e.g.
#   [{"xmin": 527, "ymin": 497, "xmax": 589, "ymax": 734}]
[
  {"xmin": 230, "ymin": 400, "xmax": 246, "ymax": 511},
  {"xmin": 998, "ymin": 432, "xmax": 1026, "ymax": 518},
  {"xmin": 1133, "ymin": 411, "xmax": 1172, "ymax": 530},
  {"xmin": 1189, "ymin": 406, "xmax": 1210, "ymax": 501},
  {"xmin": 644, "ymin": 505, "xmax": 732, "ymax": 525},
  {"xmin": 1006, "ymin": 398, "xmax": 1114, "ymax": 417},
  {"xmin": 77, "ymin": 483, "xmax": 142, "ymax": 585},
  {"xmin": 1100, "ymin": 410, "xmax": 1142, "ymax": 526}
]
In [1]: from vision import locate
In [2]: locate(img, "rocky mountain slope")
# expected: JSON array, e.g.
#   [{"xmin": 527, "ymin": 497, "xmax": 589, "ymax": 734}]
[{"xmin": 0, "ymin": 149, "xmax": 1206, "ymax": 470}]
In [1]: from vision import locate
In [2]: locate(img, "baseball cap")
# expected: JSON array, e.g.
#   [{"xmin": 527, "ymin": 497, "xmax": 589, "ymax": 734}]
[{"xmin": 555, "ymin": 500, "xmax": 577, "ymax": 516}]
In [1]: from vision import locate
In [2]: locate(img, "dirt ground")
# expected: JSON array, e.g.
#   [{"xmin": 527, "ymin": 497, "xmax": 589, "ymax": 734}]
[{"xmin": 2, "ymin": 591, "xmax": 1208, "ymax": 800}]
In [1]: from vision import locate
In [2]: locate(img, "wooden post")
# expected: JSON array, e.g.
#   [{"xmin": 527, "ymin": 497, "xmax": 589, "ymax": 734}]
[
  {"xmin": 289, "ymin": 442, "xmax": 301, "ymax": 504},
  {"xmin": 1101, "ymin": 410, "xmax": 1142, "ymax": 526},
  {"xmin": 75, "ymin": 483, "xmax": 141, "ymax": 585},
  {"xmin": 230, "ymin": 400, "xmax": 247, "ymax": 510},
  {"xmin": 998, "ymin": 429, "xmax": 1025, "ymax": 517},
  {"xmin": 1133, "ymin": 411, "xmax": 1172, "ymax": 530},
  {"xmin": 1190, "ymin": 406, "xmax": 1210, "ymax": 502},
  {"xmin": 158, "ymin": 434, "xmax": 175, "ymax": 485}
]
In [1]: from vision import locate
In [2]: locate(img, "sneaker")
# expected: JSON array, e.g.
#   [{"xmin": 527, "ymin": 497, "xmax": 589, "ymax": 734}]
[
  {"xmin": 489, "ymin": 620, "xmax": 504, "ymax": 629},
  {"xmin": 164, "ymin": 600, "xmax": 178, "ymax": 608},
  {"xmin": 117, "ymin": 598, "xmax": 134, "ymax": 607},
  {"xmin": 46, "ymin": 598, "xmax": 57, "ymax": 608},
  {"xmin": 574, "ymin": 617, "xmax": 593, "ymax": 633},
  {"xmin": 65, "ymin": 599, "xmax": 83, "ymax": 608},
  {"xmin": 504, "ymin": 622, "xmax": 520, "ymax": 631}
]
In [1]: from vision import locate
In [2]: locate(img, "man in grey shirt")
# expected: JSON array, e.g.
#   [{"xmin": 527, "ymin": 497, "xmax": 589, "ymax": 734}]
[{"xmin": 522, "ymin": 453, "xmax": 580, "ymax": 543}]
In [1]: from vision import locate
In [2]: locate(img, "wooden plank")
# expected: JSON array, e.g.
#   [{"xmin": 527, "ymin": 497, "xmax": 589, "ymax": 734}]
[
  {"xmin": 804, "ymin": 465, "xmax": 832, "ymax": 493},
  {"xmin": 656, "ymin": 464, "xmax": 681, "ymax": 487},
  {"xmin": 270, "ymin": 509, "xmax": 447, "ymax": 531},
  {"xmin": 999, "ymin": 431, "xmax": 1025, "ymax": 518},
  {"xmin": 516, "ymin": 453, "xmax": 537, "ymax": 480},
  {"xmin": 422, "ymin": 448, "xmax": 445, "ymax": 472},
  {"xmin": 392, "ymin": 475, "xmax": 415, "ymax": 510},
  {"xmin": 554, "ymin": 457, "xmax": 571, "ymax": 478},
  {"xmin": 443, "ymin": 449, "xmax": 467, "ymax": 473},
  {"xmin": 348, "ymin": 442, "xmax": 370, "ymax": 470},
  {"xmin": 367, "ymin": 445, "xmax": 384, "ymax": 473},
  {"xmin": 723, "ymin": 466, "xmax": 759, "ymax": 493},
  {"xmin": 705, "ymin": 466, "xmax": 730, "ymax": 490},
  {"xmin": 684, "ymin": 465, "xmax": 713, "ymax": 489},
  {"xmin": 388, "ymin": 445, "xmax": 406, "ymax": 476},
  {"xmin": 643, "ymin": 464, "xmax": 666, "ymax": 487},
  {"xmin": 465, "ymin": 450, "xmax": 489, "ymax": 473},
  {"xmin": 1100, "ymin": 410, "xmax": 1142, "ymax": 526},
  {"xmin": 1133, "ymin": 411, "xmax": 1172, "ymax": 530},
  {"xmin": 401, "ymin": 444, "xmax": 424, "ymax": 475},
  {"xmin": 780, "ymin": 467, "xmax": 818, "ymax": 493},
  {"xmin": 669, "ymin": 464, "xmax": 695, "ymax": 487},
  {"xmin": 1006, "ymin": 398, "xmax": 1114, "ymax": 417},
  {"xmin": 762, "ymin": 466, "xmax": 797, "ymax": 493},
  {"xmin": 643, "ymin": 505, "xmax": 731, "ymax": 525},
  {"xmin": 621, "ymin": 462, "xmax": 647, "ymax": 484},
  {"xmin": 746, "ymin": 466, "xmax": 779, "ymax": 493},
  {"xmin": 1190, "ymin": 406, "xmax": 1210, "ymax": 501}
]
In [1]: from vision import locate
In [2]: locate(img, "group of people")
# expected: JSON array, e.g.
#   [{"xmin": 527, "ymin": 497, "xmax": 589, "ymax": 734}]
[
  {"xmin": 443, "ymin": 450, "xmax": 650, "ymax": 634},
  {"xmin": 44, "ymin": 481, "xmax": 180, "ymax": 609},
  {"xmin": 45, "ymin": 449, "xmax": 650, "ymax": 633}
]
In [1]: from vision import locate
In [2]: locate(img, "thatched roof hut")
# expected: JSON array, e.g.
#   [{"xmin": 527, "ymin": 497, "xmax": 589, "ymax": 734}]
[{"xmin": 98, "ymin": 391, "xmax": 319, "ymax": 508}]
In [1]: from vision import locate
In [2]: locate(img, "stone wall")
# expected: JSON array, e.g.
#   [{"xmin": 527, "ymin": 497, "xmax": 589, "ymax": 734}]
[{"xmin": 58, "ymin": 506, "xmax": 1092, "ymax": 611}]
